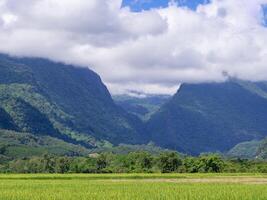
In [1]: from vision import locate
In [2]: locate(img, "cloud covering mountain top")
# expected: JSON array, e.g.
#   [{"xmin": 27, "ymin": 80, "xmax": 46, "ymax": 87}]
[{"xmin": 0, "ymin": 0, "xmax": 267, "ymax": 94}]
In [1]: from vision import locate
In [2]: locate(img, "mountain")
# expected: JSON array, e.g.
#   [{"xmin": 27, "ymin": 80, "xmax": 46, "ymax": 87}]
[
  {"xmin": 227, "ymin": 137, "xmax": 267, "ymax": 160},
  {"xmin": 227, "ymin": 140, "xmax": 262, "ymax": 159},
  {"xmin": 113, "ymin": 94, "xmax": 171, "ymax": 121},
  {"xmin": 3, "ymin": 52, "xmax": 267, "ymax": 157},
  {"xmin": 256, "ymin": 138, "xmax": 267, "ymax": 159},
  {"xmin": 147, "ymin": 80, "xmax": 267, "ymax": 155},
  {"xmin": 0, "ymin": 54, "xmax": 145, "ymax": 151},
  {"xmin": 0, "ymin": 107, "xmax": 17, "ymax": 130},
  {"xmin": 0, "ymin": 129, "xmax": 90, "ymax": 160},
  {"xmin": 93, "ymin": 142, "xmax": 169, "ymax": 155}
]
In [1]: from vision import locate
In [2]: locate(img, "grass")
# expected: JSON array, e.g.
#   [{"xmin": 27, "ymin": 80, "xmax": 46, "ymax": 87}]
[{"xmin": 0, "ymin": 174, "xmax": 267, "ymax": 200}]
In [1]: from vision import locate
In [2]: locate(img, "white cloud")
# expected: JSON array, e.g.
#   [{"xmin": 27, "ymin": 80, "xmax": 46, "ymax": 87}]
[{"xmin": 0, "ymin": 0, "xmax": 267, "ymax": 95}]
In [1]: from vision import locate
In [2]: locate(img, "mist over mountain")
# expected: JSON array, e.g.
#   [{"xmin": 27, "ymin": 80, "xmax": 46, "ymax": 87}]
[
  {"xmin": 2, "ymin": 53, "xmax": 267, "ymax": 157},
  {"xmin": 1, "ymin": 0, "xmax": 267, "ymax": 94}
]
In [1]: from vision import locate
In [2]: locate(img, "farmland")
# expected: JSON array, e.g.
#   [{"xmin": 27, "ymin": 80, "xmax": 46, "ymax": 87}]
[{"xmin": 0, "ymin": 174, "xmax": 267, "ymax": 200}]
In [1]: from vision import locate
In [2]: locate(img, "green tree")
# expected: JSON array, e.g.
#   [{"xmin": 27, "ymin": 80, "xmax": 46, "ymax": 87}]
[
  {"xmin": 27, "ymin": 157, "xmax": 43, "ymax": 173},
  {"xmin": 138, "ymin": 152, "xmax": 153, "ymax": 171},
  {"xmin": 69, "ymin": 157, "xmax": 89, "ymax": 173},
  {"xmin": 183, "ymin": 157, "xmax": 199, "ymax": 173},
  {"xmin": 56, "ymin": 157, "xmax": 70, "ymax": 173},
  {"xmin": 42, "ymin": 154, "xmax": 56, "ymax": 173},
  {"xmin": 96, "ymin": 154, "xmax": 108, "ymax": 172},
  {"xmin": 198, "ymin": 154, "xmax": 225, "ymax": 173},
  {"xmin": 126, "ymin": 151, "xmax": 153, "ymax": 172},
  {"xmin": 157, "ymin": 152, "xmax": 182, "ymax": 173}
]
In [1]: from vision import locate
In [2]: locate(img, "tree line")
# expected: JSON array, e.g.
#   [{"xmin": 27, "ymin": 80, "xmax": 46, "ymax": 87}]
[{"xmin": 0, "ymin": 151, "xmax": 267, "ymax": 173}]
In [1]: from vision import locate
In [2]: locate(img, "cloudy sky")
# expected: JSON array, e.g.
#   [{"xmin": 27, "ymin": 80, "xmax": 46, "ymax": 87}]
[{"xmin": 0, "ymin": 0, "xmax": 267, "ymax": 94}]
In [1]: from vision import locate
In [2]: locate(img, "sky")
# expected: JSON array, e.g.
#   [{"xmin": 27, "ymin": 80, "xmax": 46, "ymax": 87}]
[
  {"xmin": 122, "ymin": 0, "xmax": 210, "ymax": 11},
  {"xmin": 0, "ymin": 0, "xmax": 267, "ymax": 95}
]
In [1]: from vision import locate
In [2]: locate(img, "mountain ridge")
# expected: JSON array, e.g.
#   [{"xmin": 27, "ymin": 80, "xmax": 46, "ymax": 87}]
[
  {"xmin": 0, "ymin": 54, "xmax": 146, "ymax": 151},
  {"xmin": 146, "ymin": 80, "xmax": 267, "ymax": 154},
  {"xmin": 2, "ymin": 53, "xmax": 267, "ymax": 156}
]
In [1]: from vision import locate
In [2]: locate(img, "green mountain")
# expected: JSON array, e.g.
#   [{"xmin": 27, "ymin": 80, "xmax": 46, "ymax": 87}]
[
  {"xmin": 0, "ymin": 129, "xmax": 90, "ymax": 160},
  {"xmin": 227, "ymin": 140, "xmax": 262, "ymax": 159},
  {"xmin": 256, "ymin": 138, "xmax": 267, "ymax": 159},
  {"xmin": 147, "ymin": 80, "xmax": 267, "ymax": 155},
  {"xmin": 227, "ymin": 137, "xmax": 267, "ymax": 160},
  {"xmin": 0, "ymin": 54, "xmax": 145, "ymax": 151},
  {"xmin": 113, "ymin": 94, "xmax": 171, "ymax": 121},
  {"xmin": 3, "ymin": 53, "xmax": 267, "ymax": 157}
]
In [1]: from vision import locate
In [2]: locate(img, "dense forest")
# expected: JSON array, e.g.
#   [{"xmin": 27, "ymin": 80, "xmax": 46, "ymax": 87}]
[{"xmin": 1, "ymin": 152, "xmax": 267, "ymax": 174}]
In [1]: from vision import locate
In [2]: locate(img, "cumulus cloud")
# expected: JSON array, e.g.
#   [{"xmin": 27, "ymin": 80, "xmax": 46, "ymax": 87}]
[{"xmin": 0, "ymin": 0, "xmax": 267, "ymax": 94}]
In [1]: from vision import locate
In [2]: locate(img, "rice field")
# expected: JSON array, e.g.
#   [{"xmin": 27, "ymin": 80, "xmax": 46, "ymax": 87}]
[{"xmin": 0, "ymin": 174, "xmax": 267, "ymax": 200}]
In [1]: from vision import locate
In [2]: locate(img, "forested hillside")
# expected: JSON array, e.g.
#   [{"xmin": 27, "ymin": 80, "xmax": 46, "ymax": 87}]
[
  {"xmin": 147, "ymin": 80, "xmax": 267, "ymax": 155},
  {"xmin": 2, "ymin": 54, "xmax": 267, "ymax": 156},
  {"xmin": 0, "ymin": 54, "xmax": 145, "ymax": 152},
  {"xmin": 0, "ymin": 129, "xmax": 90, "ymax": 161}
]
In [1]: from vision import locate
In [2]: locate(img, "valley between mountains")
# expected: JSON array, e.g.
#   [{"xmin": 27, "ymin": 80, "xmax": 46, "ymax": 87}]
[{"xmin": 0, "ymin": 53, "xmax": 267, "ymax": 158}]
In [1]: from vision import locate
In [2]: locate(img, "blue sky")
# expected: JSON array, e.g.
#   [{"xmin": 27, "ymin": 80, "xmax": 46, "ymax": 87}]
[
  {"xmin": 122, "ymin": 0, "xmax": 267, "ymax": 26},
  {"xmin": 263, "ymin": 4, "xmax": 267, "ymax": 26},
  {"xmin": 121, "ymin": 0, "xmax": 210, "ymax": 11}
]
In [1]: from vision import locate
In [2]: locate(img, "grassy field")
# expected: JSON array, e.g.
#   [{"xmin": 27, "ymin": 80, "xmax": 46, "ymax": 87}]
[{"xmin": 0, "ymin": 174, "xmax": 267, "ymax": 200}]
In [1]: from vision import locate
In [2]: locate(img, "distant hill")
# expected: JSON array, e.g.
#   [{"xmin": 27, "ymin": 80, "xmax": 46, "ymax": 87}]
[
  {"xmin": 257, "ymin": 138, "xmax": 267, "ymax": 159},
  {"xmin": 0, "ymin": 129, "xmax": 90, "ymax": 160},
  {"xmin": 147, "ymin": 80, "xmax": 267, "ymax": 155},
  {"xmin": 93, "ymin": 142, "xmax": 170, "ymax": 155},
  {"xmin": 227, "ymin": 140, "xmax": 262, "ymax": 159},
  {"xmin": 113, "ymin": 94, "xmax": 171, "ymax": 121},
  {"xmin": 0, "ymin": 54, "xmax": 145, "ymax": 151},
  {"xmin": 227, "ymin": 137, "xmax": 267, "ymax": 160}
]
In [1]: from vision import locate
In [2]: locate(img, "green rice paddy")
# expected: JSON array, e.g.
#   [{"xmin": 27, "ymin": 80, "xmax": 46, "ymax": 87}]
[{"xmin": 0, "ymin": 174, "xmax": 266, "ymax": 200}]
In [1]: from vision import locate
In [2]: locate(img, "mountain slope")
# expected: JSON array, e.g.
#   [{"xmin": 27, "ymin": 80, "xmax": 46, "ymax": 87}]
[
  {"xmin": 147, "ymin": 80, "xmax": 267, "ymax": 155},
  {"xmin": 4, "ymin": 53, "xmax": 267, "ymax": 156},
  {"xmin": 227, "ymin": 137, "xmax": 267, "ymax": 160},
  {"xmin": 0, "ymin": 54, "xmax": 145, "ymax": 148},
  {"xmin": 0, "ymin": 107, "xmax": 17, "ymax": 130},
  {"xmin": 257, "ymin": 138, "xmax": 267, "ymax": 159},
  {"xmin": 227, "ymin": 140, "xmax": 262, "ymax": 159},
  {"xmin": 0, "ymin": 129, "xmax": 90, "ymax": 159}
]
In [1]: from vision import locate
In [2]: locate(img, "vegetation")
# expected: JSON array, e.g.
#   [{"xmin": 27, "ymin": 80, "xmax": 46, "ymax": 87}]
[
  {"xmin": 2, "ymin": 54, "xmax": 267, "ymax": 156},
  {"xmin": 227, "ymin": 140, "xmax": 262, "ymax": 159},
  {"xmin": 1, "ymin": 55, "xmax": 267, "ymax": 200},
  {"xmin": 0, "ymin": 54, "xmax": 145, "ymax": 149},
  {"xmin": 0, "ymin": 129, "xmax": 90, "ymax": 159},
  {"xmin": 0, "ymin": 174, "xmax": 267, "ymax": 200},
  {"xmin": 92, "ymin": 142, "xmax": 169, "ymax": 155},
  {"xmin": 1, "ymin": 150, "xmax": 267, "ymax": 173},
  {"xmin": 147, "ymin": 80, "xmax": 267, "ymax": 155}
]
